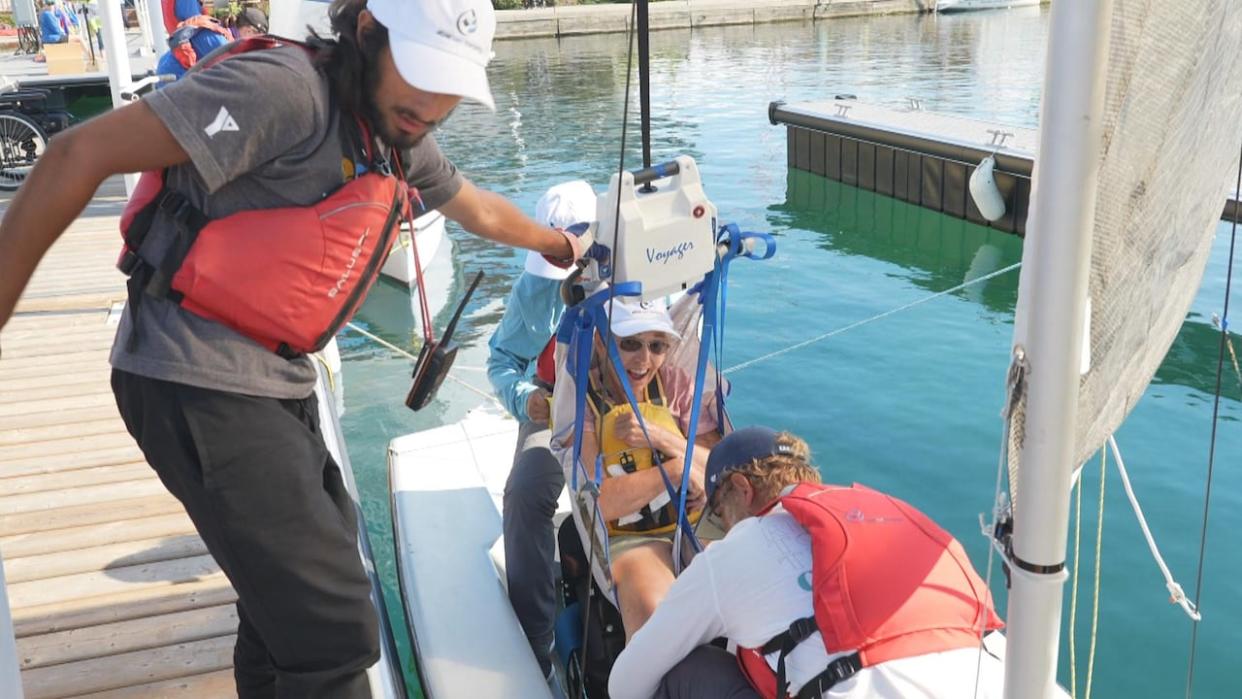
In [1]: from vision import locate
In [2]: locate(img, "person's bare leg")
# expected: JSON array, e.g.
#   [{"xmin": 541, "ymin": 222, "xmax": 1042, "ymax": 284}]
[{"xmin": 611, "ymin": 541, "xmax": 675, "ymax": 641}]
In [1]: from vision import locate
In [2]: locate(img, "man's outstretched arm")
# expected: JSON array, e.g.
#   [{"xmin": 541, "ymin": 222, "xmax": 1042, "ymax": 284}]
[
  {"xmin": 0, "ymin": 100, "xmax": 190, "ymax": 329},
  {"xmin": 439, "ymin": 178, "xmax": 575, "ymax": 259}
]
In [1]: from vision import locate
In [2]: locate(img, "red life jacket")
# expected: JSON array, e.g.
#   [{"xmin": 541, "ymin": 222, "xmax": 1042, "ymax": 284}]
[
  {"xmin": 118, "ymin": 36, "xmax": 411, "ymax": 357},
  {"xmin": 736, "ymin": 483, "xmax": 1004, "ymax": 699},
  {"xmin": 169, "ymin": 15, "xmax": 233, "ymax": 70}
]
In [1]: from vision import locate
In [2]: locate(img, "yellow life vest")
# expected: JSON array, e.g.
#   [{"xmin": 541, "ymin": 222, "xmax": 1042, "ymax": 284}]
[{"xmin": 588, "ymin": 373, "xmax": 703, "ymax": 536}]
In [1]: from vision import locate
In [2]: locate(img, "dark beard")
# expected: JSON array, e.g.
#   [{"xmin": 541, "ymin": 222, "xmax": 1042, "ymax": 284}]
[{"xmin": 362, "ymin": 72, "xmax": 424, "ymax": 152}]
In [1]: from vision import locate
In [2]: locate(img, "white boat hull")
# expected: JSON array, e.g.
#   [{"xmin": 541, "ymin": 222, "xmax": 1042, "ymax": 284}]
[
  {"xmin": 381, "ymin": 210, "xmax": 446, "ymax": 285},
  {"xmin": 389, "ymin": 408, "xmax": 571, "ymax": 698},
  {"xmin": 313, "ymin": 359, "xmax": 405, "ymax": 699}
]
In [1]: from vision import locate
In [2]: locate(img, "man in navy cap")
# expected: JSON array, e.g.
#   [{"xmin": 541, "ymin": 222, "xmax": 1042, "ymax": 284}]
[{"xmin": 610, "ymin": 427, "xmax": 1008, "ymax": 699}]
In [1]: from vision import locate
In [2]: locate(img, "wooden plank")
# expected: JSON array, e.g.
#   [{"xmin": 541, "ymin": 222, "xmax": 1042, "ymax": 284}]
[
  {"xmin": 0, "ymin": 512, "xmax": 194, "ymax": 559},
  {"xmin": 17, "ymin": 604, "xmax": 236, "ymax": 670},
  {"xmin": 0, "ymin": 377, "xmax": 116, "ymax": 404},
  {"xmin": 1, "ymin": 404, "xmax": 120, "ymax": 431},
  {"xmin": 73, "ymin": 669, "xmax": 237, "ymax": 699},
  {"xmin": 13, "ymin": 574, "xmax": 234, "ymax": 638},
  {"xmin": 0, "ymin": 493, "xmax": 183, "ymax": 538},
  {"xmin": 0, "ymin": 461, "xmax": 150, "ymax": 496},
  {"xmin": 0, "ymin": 417, "xmax": 130, "ymax": 448},
  {"xmin": 7, "ymin": 554, "xmax": 222, "ymax": 610},
  {"xmin": 0, "ymin": 443, "xmax": 144, "ymax": 480},
  {"xmin": 6, "ymin": 534, "xmax": 207, "ymax": 584},
  {"xmin": 1, "ymin": 311, "xmax": 110, "ymax": 332},
  {"xmin": 0, "ymin": 347, "xmax": 111, "ymax": 365},
  {"xmin": 0, "ymin": 329, "xmax": 115, "ymax": 351},
  {"xmin": 0, "ymin": 431, "xmax": 136, "ymax": 466},
  {"xmin": 13, "ymin": 293, "xmax": 122, "ymax": 316},
  {"xmin": 20, "ymin": 634, "xmax": 235, "ymax": 698},
  {"xmin": 0, "ymin": 392, "xmax": 118, "ymax": 419},
  {"xmin": 0, "ymin": 359, "xmax": 110, "ymax": 381}
]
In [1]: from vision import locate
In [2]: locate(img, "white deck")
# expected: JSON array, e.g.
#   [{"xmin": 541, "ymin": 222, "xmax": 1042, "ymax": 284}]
[{"xmin": 389, "ymin": 408, "xmax": 570, "ymax": 698}]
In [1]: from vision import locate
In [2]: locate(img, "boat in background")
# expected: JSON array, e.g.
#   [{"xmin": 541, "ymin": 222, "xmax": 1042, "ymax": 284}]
[
  {"xmin": 381, "ymin": 211, "xmax": 447, "ymax": 285},
  {"xmin": 937, "ymin": 0, "xmax": 1041, "ymax": 12}
]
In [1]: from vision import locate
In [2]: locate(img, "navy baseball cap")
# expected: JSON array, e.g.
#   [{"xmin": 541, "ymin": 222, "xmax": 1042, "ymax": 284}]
[{"xmin": 705, "ymin": 426, "xmax": 792, "ymax": 503}]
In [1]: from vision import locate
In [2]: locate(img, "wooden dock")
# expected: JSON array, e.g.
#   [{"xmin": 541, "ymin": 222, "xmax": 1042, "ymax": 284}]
[{"xmin": 0, "ymin": 178, "xmax": 238, "ymax": 698}]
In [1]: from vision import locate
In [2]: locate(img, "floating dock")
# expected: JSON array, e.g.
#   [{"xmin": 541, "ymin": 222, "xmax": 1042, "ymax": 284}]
[
  {"xmin": 770, "ymin": 98, "xmax": 1242, "ymax": 231},
  {"xmin": 0, "ymin": 178, "xmax": 238, "ymax": 698}
]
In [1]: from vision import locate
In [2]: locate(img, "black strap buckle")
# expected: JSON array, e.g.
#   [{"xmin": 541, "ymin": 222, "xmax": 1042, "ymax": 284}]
[
  {"xmin": 796, "ymin": 652, "xmax": 863, "ymax": 699},
  {"xmin": 117, "ymin": 248, "xmax": 142, "ymax": 276}
]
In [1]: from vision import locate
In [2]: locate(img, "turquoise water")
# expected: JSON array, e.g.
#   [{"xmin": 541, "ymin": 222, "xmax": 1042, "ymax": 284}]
[{"xmin": 338, "ymin": 9, "xmax": 1242, "ymax": 697}]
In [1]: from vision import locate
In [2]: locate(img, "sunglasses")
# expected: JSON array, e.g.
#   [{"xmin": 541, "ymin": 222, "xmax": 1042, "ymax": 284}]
[{"xmin": 617, "ymin": 337, "xmax": 672, "ymax": 355}]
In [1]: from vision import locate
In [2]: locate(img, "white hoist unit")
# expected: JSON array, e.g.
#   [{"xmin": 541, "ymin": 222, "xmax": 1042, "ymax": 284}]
[{"xmin": 590, "ymin": 155, "xmax": 719, "ymax": 301}]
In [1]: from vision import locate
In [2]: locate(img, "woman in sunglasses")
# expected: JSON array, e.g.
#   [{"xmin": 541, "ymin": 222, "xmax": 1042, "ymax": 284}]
[{"xmin": 576, "ymin": 299, "xmax": 721, "ymax": 640}]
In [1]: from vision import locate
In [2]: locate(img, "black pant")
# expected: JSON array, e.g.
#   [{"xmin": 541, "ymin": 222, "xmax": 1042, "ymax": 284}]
[
  {"xmin": 502, "ymin": 420, "xmax": 565, "ymax": 677},
  {"xmin": 656, "ymin": 646, "xmax": 761, "ymax": 699},
  {"xmin": 111, "ymin": 370, "xmax": 379, "ymax": 698}
]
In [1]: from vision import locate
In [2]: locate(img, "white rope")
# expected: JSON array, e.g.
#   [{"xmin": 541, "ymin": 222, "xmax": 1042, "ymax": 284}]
[
  {"xmin": 1107, "ymin": 435, "xmax": 1201, "ymax": 621},
  {"xmin": 342, "ymin": 322, "xmax": 503, "ymax": 408},
  {"xmin": 724, "ymin": 262, "xmax": 1022, "ymax": 375}
]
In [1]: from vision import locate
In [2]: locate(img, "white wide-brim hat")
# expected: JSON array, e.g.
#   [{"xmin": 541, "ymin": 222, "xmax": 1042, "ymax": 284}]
[{"xmin": 525, "ymin": 180, "xmax": 598, "ymax": 280}]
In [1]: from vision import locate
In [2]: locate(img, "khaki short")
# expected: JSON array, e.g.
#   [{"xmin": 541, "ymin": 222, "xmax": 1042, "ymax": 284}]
[{"xmin": 607, "ymin": 513, "xmax": 726, "ymax": 562}]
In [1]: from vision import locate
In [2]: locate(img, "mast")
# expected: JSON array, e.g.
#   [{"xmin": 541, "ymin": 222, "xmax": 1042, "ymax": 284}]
[
  {"xmin": 637, "ymin": 0, "xmax": 653, "ymax": 173},
  {"xmin": 1003, "ymin": 1, "xmax": 1112, "ymax": 697}
]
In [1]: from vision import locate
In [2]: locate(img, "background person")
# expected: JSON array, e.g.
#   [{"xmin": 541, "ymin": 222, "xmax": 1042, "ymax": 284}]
[
  {"xmin": 489, "ymin": 179, "xmax": 597, "ymax": 681},
  {"xmin": 39, "ymin": 0, "xmax": 68, "ymax": 44}
]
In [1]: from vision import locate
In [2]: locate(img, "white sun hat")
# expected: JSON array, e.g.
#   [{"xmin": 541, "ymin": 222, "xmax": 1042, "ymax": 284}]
[
  {"xmin": 606, "ymin": 298, "xmax": 681, "ymax": 340},
  {"xmin": 367, "ymin": 0, "xmax": 497, "ymax": 111},
  {"xmin": 525, "ymin": 180, "xmax": 598, "ymax": 280}
]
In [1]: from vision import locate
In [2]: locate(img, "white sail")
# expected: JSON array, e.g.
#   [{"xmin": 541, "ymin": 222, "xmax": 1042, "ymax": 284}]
[
  {"xmin": 1003, "ymin": 2, "xmax": 1242, "ymax": 697},
  {"xmin": 1009, "ymin": 0, "xmax": 1242, "ymax": 505}
]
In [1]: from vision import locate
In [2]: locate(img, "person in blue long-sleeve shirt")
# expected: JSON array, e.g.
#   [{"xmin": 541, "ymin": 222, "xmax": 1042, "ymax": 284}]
[
  {"xmin": 39, "ymin": 0, "xmax": 68, "ymax": 44},
  {"xmin": 488, "ymin": 180, "xmax": 596, "ymax": 683},
  {"xmin": 155, "ymin": 0, "xmax": 232, "ymax": 82}
]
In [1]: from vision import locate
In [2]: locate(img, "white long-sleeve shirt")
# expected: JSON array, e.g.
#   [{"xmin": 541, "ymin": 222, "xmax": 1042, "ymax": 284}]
[{"xmin": 609, "ymin": 511, "xmax": 1008, "ymax": 699}]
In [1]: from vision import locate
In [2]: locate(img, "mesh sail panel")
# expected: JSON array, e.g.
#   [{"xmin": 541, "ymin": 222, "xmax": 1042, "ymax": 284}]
[{"xmin": 1009, "ymin": 1, "xmax": 1242, "ymax": 504}]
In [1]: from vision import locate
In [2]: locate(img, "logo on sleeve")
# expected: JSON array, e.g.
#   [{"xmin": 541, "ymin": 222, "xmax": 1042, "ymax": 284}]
[{"xmin": 204, "ymin": 106, "xmax": 239, "ymax": 138}]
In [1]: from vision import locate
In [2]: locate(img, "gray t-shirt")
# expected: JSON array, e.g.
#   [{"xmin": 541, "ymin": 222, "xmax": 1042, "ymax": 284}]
[{"xmin": 110, "ymin": 46, "xmax": 463, "ymax": 399}]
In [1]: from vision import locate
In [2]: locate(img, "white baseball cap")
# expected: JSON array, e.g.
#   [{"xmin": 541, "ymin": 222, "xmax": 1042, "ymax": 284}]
[
  {"xmin": 525, "ymin": 180, "xmax": 598, "ymax": 280},
  {"xmin": 606, "ymin": 299, "xmax": 681, "ymax": 340},
  {"xmin": 367, "ymin": 0, "xmax": 497, "ymax": 111}
]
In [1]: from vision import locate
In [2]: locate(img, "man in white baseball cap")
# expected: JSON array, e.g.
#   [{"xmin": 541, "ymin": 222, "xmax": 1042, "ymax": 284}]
[
  {"xmin": 366, "ymin": 0, "xmax": 498, "ymax": 110},
  {"xmin": 0, "ymin": 0, "xmax": 594, "ymax": 696}
]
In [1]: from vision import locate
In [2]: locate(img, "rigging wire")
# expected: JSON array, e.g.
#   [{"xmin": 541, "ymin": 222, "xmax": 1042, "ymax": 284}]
[
  {"xmin": 1084, "ymin": 448, "xmax": 1106, "ymax": 699},
  {"xmin": 1184, "ymin": 135, "xmax": 1242, "ymax": 698},
  {"xmin": 1068, "ymin": 469, "xmax": 1084, "ymax": 698},
  {"xmin": 724, "ymin": 261, "xmax": 1022, "ymax": 375},
  {"xmin": 340, "ymin": 321, "xmax": 502, "ymax": 408}
]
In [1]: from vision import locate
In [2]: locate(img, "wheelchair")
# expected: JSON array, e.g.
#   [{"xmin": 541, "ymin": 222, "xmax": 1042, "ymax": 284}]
[{"xmin": 0, "ymin": 87, "xmax": 69, "ymax": 191}]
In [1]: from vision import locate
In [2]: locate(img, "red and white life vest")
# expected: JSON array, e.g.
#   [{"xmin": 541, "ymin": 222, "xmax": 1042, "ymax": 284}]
[
  {"xmin": 736, "ymin": 483, "xmax": 1004, "ymax": 699},
  {"xmin": 118, "ymin": 37, "xmax": 413, "ymax": 357}
]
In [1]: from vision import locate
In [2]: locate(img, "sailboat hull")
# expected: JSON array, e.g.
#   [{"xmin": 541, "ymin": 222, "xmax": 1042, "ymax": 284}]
[{"xmin": 389, "ymin": 408, "xmax": 571, "ymax": 698}]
